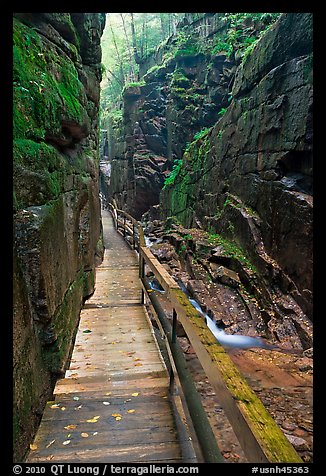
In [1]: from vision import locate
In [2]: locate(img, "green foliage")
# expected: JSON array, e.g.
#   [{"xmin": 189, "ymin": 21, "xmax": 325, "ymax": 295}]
[
  {"xmin": 100, "ymin": 13, "xmax": 184, "ymax": 111},
  {"xmin": 193, "ymin": 127, "xmax": 211, "ymax": 141},
  {"xmin": 218, "ymin": 107, "xmax": 227, "ymax": 116},
  {"xmin": 206, "ymin": 233, "xmax": 257, "ymax": 272},
  {"xmin": 174, "ymin": 31, "xmax": 199, "ymax": 56},
  {"xmin": 208, "ymin": 13, "xmax": 281, "ymax": 61},
  {"xmin": 212, "ymin": 37, "xmax": 233, "ymax": 57},
  {"xmin": 163, "ymin": 158, "xmax": 183, "ymax": 188}
]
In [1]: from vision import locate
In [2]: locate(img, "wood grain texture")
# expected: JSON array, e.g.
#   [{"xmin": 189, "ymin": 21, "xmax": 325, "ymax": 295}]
[{"xmin": 27, "ymin": 211, "xmax": 185, "ymax": 463}]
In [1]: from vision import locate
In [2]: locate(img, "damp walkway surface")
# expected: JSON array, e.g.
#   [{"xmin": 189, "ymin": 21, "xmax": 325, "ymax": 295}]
[{"xmin": 27, "ymin": 210, "xmax": 184, "ymax": 463}]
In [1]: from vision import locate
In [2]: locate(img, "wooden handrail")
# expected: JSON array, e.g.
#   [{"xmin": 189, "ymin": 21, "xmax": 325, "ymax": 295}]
[{"xmin": 107, "ymin": 200, "xmax": 302, "ymax": 463}]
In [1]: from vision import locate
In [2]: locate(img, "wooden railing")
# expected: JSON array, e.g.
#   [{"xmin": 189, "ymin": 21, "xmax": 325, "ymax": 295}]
[{"xmin": 108, "ymin": 200, "xmax": 302, "ymax": 464}]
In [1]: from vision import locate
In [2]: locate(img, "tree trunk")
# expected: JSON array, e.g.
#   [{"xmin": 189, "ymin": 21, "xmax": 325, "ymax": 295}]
[
  {"xmin": 130, "ymin": 12, "xmax": 142, "ymax": 64},
  {"xmin": 107, "ymin": 14, "xmax": 125, "ymax": 86},
  {"xmin": 119, "ymin": 13, "xmax": 135, "ymax": 82}
]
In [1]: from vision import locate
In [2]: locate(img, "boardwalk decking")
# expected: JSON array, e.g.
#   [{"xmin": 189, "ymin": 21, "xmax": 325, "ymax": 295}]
[{"xmin": 27, "ymin": 210, "xmax": 185, "ymax": 463}]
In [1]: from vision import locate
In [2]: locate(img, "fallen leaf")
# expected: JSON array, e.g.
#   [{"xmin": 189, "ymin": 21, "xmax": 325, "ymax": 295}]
[
  {"xmin": 73, "ymin": 396, "xmax": 80, "ymax": 401},
  {"xmin": 115, "ymin": 416, "xmax": 122, "ymax": 421},
  {"xmin": 127, "ymin": 409, "xmax": 135, "ymax": 413},
  {"xmin": 46, "ymin": 440, "xmax": 55, "ymax": 449},
  {"xmin": 111, "ymin": 413, "xmax": 121, "ymax": 418},
  {"xmin": 134, "ymin": 358, "xmax": 141, "ymax": 361},
  {"xmin": 64, "ymin": 425, "xmax": 77, "ymax": 430},
  {"xmin": 75, "ymin": 405, "xmax": 83, "ymax": 410},
  {"xmin": 30, "ymin": 443, "xmax": 38, "ymax": 451},
  {"xmin": 81, "ymin": 433, "xmax": 89, "ymax": 438},
  {"xmin": 93, "ymin": 432, "xmax": 98, "ymax": 436},
  {"xmin": 50, "ymin": 404, "xmax": 60, "ymax": 409},
  {"xmin": 103, "ymin": 401, "xmax": 111, "ymax": 405},
  {"xmin": 60, "ymin": 407, "xmax": 66, "ymax": 411},
  {"xmin": 86, "ymin": 416, "xmax": 100, "ymax": 423},
  {"xmin": 134, "ymin": 363, "xmax": 143, "ymax": 367},
  {"xmin": 105, "ymin": 392, "xmax": 112, "ymax": 396},
  {"xmin": 62, "ymin": 440, "xmax": 71, "ymax": 445},
  {"xmin": 83, "ymin": 329, "xmax": 92, "ymax": 333},
  {"xmin": 47, "ymin": 401, "xmax": 55, "ymax": 405},
  {"xmin": 131, "ymin": 392, "xmax": 139, "ymax": 397}
]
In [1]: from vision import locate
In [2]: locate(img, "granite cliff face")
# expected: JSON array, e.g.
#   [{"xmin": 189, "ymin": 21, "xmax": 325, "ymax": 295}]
[
  {"xmin": 161, "ymin": 13, "xmax": 313, "ymax": 322},
  {"xmin": 101, "ymin": 13, "xmax": 312, "ymax": 346},
  {"xmin": 100, "ymin": 14, "xmax": 250, "ymax": 218},
  {"xmin": 13, "ymin": 13, "xmax": 105, "ymax": 461}
]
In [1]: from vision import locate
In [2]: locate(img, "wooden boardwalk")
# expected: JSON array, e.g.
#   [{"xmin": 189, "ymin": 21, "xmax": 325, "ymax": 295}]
[{"xmin": 27, "ymin": 210, "xmax": 186, "ymax": 463}]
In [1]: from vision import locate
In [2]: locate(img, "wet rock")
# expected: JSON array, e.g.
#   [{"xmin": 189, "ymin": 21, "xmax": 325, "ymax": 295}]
[
  {"xmin": 150, "ymin": 242, "xmax": 178, "ymax": 262},
  {"xmin": 281, "ymin": 420, "xmax": 297, "ymax": 432},
  {"xmin": 284, "ymin": 434, "xmax": 310, "ymax": 451},
  {"xmin": 303, "ymin": 347, "xmax": 313, "ymax": 358},
  {"xmin": 212, "ymin": 265, "xmax": 241, "ymax": 288}
]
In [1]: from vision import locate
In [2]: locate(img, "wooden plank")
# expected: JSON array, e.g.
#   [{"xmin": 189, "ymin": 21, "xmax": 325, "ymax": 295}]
[
  {"xmin": 31, "ymin": 427, "xmax": 179, "ymax": 454},
  {"xmin": 140, "ymin": 246, "xmax": 179, "ymax": 292},
  {"xmin": 28, "ymin": 441, "xmax": 182, "ymax": 463},
  {"xmin": 54, "ymin": 376, "xmax": 170, "ymax": 394},
  {"xmin": 27, "ymin": 210, "xmax": 186, "ymax": 464}
]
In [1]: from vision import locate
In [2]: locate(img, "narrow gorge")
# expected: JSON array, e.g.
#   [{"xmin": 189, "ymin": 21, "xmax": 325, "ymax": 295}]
[{"xmin": 13, "ymin": 12, "xmax": 313, "ymax": 464}]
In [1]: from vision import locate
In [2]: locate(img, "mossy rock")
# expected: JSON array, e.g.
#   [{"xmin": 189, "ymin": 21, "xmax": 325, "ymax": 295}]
[{"xmin": 13, "ymin": 18, "xmax": 88, "ymax": 142}]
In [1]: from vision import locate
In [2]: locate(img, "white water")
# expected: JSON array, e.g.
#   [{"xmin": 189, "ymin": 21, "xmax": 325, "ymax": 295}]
[
  {"xmin": 188, "ymin": 298, "xmax": 275, "ymax": 350},
  {"xmin": 149, "ymin": 278, "xmax": 275, "ymax": 350}
]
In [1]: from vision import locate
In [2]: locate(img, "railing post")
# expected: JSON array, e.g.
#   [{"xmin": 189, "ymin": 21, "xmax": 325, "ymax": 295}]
[
  {"xmin": 132, "ymin": 223, "xmax": 135, "ymax": 249},
  {"xmin": 172, "ymin": 309, "xmax": 177, "ymax": 344},
  {"xmin": 139, "ymin": 254, "xmax": 145, "ymax": 305},
  {"xmin": 123, "ymin": 215, "xmax": 126, "ymax": 238}
]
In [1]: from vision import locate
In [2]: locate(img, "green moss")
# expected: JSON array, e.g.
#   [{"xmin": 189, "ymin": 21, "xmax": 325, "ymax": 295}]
[
  {"xmin": 41, "ymin": 269, "xmax": 85, "ymax": 373},
  {"xmin": 13, "ymin": 18, "xmax": 86, "ymax": 143},
  {"xmin": 206, "ymin": 232, "xmax": 257, "ymax": 273},
  {"xmin": 163, "ymin": 158, "xmax": 183, "ymax": 188}
]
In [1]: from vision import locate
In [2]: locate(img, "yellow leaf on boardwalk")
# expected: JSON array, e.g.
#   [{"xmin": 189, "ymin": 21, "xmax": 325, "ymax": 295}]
[
  {"xmin": 64, "ymin": 425, "xmax": 77, "ymax": 430},
  {"xmin": 111, "ymin": 413, "xmax": 121, "ymax": 418},
  {"xmin": 86, "ymin": 416, "xmax": 100, "ymax": 423},
  {"xmin": 131, "ymin": 392, "xmax": 139, "ymax": 397},
  {"xmin": 81, "ymin": 433, "xmax": 89, "ymax": 438},
  {"xmin": 30, "ymin": 443, "xmax": 38, "ymax": 451},
  {"xmin": 127, "ymin": 409, "xmax": 135, "ymax": 413}
]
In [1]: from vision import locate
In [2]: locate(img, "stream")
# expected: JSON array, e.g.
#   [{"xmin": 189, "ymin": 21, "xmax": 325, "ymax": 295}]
[{"xmin": 148, "ymin": 279, "xmax": 277, "ymax": 351}]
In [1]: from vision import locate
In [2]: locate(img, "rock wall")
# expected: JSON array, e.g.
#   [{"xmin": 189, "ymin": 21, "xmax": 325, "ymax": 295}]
[
  {"xmin": 161, "ymin": 13, "xmax": 313, "ymax": 320},
  {"xmin": 13, "ymin": 13, "xmax": 105, "ymax": 461},
  {"xmin": 101, "ymin": 14, "xmax": 282, "ymax": 219},
  {"xmin": 101, "ymin": 13, "xmax": 242, "ymax": 218}
]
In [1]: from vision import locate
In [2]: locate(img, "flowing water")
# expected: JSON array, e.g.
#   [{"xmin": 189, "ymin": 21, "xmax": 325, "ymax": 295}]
[{"xmin": 149, "ymin": 278, "xmax": 278, "ymax": 351}]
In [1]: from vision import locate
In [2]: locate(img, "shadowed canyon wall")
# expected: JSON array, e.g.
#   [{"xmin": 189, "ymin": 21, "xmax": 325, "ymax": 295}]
[{"xmin": 13, "ymin": 13, "xmax": 106, "ymax": 461}]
